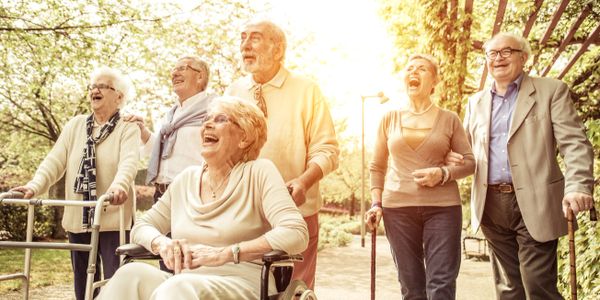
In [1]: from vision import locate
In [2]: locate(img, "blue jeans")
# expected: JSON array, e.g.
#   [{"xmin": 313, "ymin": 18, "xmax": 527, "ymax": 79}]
[{"xmin": 383, "ymin": 205, "xmax": 462, "ymax": 300}]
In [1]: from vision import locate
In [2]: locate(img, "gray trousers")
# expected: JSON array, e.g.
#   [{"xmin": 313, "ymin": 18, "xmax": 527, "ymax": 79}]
[{"xmin": 481, "ymin": 190, "xmax": 564, "ymax": 300}]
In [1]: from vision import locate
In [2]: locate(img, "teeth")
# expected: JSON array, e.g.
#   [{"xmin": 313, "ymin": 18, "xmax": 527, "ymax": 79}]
[{"xmin": 203, "ymin": 135, "xmax": 218, "ymax": 143}]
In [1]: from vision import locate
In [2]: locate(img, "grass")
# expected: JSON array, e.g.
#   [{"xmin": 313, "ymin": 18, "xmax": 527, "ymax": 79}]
[{"xmin": 0, "ymin": 246, "xmax": 73, "ymax": 294}]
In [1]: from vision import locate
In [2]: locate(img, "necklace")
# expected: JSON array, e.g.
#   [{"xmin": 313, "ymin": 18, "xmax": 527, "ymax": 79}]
[
  {"xmin": 409, "ymin": 102, "xmax": 435, "ymax": 116},
  {"xmin": 204, "ymin": 166, "xmax": 233, "ymax": 200}
]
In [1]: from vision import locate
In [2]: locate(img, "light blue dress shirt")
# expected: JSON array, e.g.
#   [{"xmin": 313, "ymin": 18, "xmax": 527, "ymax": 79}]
[{"xmin": 488, "ymin": 74, "xmax": 523, "ymax": 184}]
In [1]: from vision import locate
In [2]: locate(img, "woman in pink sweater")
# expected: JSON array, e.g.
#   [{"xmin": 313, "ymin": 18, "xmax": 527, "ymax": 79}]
[{"xmin": 366, "ymin": 54, "xmax": 475, "ymax": 299}]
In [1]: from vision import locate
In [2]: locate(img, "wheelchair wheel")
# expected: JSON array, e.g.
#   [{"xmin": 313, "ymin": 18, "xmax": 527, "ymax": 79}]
[{"xmin": 280, "ymin": 280, "xmax": 317, "ymax": 300}]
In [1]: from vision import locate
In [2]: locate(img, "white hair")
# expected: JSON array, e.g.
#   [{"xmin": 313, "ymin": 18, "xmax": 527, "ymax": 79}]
[{"xmin": 89, "ymin": 66, "xmax": 134, "ymax": 108}]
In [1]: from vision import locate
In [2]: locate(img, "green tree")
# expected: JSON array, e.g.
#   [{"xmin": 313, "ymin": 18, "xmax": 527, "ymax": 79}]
[
  {"xmin": 0, "ymin": 0, "xmax": 254, "ymax": 237},
  {"xmin": 379, "ymin": 0, "xmax": 599, "ymax": 297}
]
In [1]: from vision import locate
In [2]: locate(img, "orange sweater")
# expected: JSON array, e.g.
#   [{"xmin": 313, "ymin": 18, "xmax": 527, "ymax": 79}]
[{"xmin": 370, "ymin": 109, "xmax": 475, "ymax": 207}]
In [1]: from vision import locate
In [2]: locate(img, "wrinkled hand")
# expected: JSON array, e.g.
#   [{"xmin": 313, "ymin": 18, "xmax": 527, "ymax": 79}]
[
  {"xmin": 122, "ymin": 114, "xmax": 146, "ymax": 130},
  {"xmin": 106, "ymin": 187, "xmax": 128, "ymax": 205},
  {"xmin": 188, "ymin": 244, "xmax": 228, "ymax": 269},
  {"xmin": 412, "ymin": 167, "xmax": 443, "ymax": 187},
  {"xmin": 445, "ymin": 151, "xmax": 464, "ymax": 166},
  {"xmin": 285, "ymin": 178, "xmax": 307, "ymax": 207},
  {"xmin": 364, "ymin": 206, "xmax": 382, "ymax": 231},
  {"xmin": 562, "ymin": 192, "xmax": 594, "ymax": 218},
  {"xmin": 10, "ymin": 186, "xmax": 35, "ymax": 199},
  {"xmin": 156, "ymin": 238, "xmax": 190, "ymax": 274},
  {"xmin": 123, "ymin": 114, "xmax": 151, "ymax": 143}
]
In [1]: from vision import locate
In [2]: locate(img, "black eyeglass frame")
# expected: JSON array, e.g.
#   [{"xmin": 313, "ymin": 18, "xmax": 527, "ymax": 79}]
[{"xmin": 485, "ymin": 47, "xmax": 523, "ymax": 60}]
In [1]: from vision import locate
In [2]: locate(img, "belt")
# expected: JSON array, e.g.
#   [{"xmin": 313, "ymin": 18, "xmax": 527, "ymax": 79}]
[
  {"xmin": 488, "ymin": 183, "xmax": 514, "ymax": 193},
  {"xmin": 154, "ymin": 183, "xmax": 170, "ymax": 194}
]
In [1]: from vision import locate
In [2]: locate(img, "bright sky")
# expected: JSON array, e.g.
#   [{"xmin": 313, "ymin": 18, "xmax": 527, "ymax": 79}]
[{"xmin": 255, "ymin": 0, "xmax": 406, "ymax": 148}]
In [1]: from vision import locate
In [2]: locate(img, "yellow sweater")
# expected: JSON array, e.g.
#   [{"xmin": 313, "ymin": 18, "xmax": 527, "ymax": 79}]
[
  {"xmin": 26, "ymin": 115, "xmax": 140, "ymax": 233},
  {"xmin": 226, "ymin": 67, "xmax": 340, "ymax": 216}
]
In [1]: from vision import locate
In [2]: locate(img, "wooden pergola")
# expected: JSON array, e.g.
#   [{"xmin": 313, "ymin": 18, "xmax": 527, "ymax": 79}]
[{"xmin": 465, "ymin": 0, "xmax": 600, "ymax": 91}]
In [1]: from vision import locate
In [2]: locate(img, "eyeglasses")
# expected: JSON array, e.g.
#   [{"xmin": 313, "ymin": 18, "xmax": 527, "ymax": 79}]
[
  {"xmin": 485, "ymin": 47, "xmax": 523, "ymax": 60},
  {"xmin": 87, "ymin": 83, "xmax": 116, "ymax": 91},
  {"xmin": 205, "ymin": 113, "xmax": 239, "ymax": 126},
  {"xmin": 171, "ymin": 64, "xmax": 202, "ymax": 74}
]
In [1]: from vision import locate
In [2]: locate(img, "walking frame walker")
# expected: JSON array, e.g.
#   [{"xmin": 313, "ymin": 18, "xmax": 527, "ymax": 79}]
[{"xmin": 0, "ymin": 190, "xmax": 127, "ymax": 300}]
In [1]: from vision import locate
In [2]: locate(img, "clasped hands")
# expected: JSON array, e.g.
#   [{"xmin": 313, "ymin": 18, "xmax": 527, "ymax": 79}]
[{"xmin": 154, "ymin": 237, "xmax": 229, "ymax": 274}]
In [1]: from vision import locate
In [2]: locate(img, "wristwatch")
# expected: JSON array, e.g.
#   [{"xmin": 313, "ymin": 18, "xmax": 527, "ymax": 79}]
[{"xmin": 232, "ymin": 243, "xmax": 240, "ymax": 264}]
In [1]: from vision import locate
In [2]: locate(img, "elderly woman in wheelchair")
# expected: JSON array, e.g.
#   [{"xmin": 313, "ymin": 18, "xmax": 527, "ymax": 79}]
[{"xmin": 98, "ymin": 96, "xmax": 309, "ymax": 299}]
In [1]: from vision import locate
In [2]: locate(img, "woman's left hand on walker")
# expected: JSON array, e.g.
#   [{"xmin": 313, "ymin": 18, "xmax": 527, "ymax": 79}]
[{"xmin": 412, "ymin": 167, "xmax": 443, "ymax": 187}]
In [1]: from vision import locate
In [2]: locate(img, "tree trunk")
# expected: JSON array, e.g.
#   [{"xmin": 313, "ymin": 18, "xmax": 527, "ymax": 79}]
[
  {"xmin": 49, "ymin": 176, "xmax": 66, "ymax": 239},
  {"xmin": 349, "ymin": 193, "xmax": 356, "ymax": 217}
]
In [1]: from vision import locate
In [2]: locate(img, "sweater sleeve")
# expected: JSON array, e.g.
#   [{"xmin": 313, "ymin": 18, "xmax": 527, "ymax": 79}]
[
  {"xmin": 131, "ymin": 170, "xmax": 179, "ymax": 251},
  {"xmin": 258, "ymin": 160, "xmax": 309, "ymax": 255},
  {"xmin": 305, "ymin": 84, "xmax": 340, "ymax": 177},
  {"xmin": 108, "ymin": 122, "xmax": 140, "ymax": 193},
  {"xmin": 26, "ymin": 117, "xmax": 76, "ymax": 195},
  {"xmin": 369, "ymin": 112, "xmax": 391, "ymax": 190},
  {"xmin": 447, "ymin": 112, "xmax": 475, "ymax": 181}
]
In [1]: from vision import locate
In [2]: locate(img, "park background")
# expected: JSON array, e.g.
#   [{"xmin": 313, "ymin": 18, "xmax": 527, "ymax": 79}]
[{"xmin": 0, "ymin": 0, "xmax": 598, "ymax": 298}]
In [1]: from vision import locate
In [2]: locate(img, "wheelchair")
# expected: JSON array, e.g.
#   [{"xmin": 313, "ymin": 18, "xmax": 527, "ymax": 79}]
[
  {"xmin": 0, "ymin": 191, "xmax": 127, "ymax": 300},
  {"xmin": 116, "ymin": 243, "xmax": 317, "ymax": 300}
]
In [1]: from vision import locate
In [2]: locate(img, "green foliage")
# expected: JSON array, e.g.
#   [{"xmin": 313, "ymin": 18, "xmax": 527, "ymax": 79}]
[
  {"xmin": 0, "ymin": 0, "xmax": 255, "ymax": 178},
  {"xmin": 0, "ymin": 205, "xmax": 55, "ymax": 241},
  {"xmin": 0, "ymin": 0, "xmax": 255, "ymax": 238},
  {"xmin": 321, "ymin": 120, "xmax": 365, "ymax": 215},
  {"xmin": 379, "ymin": 0, "xmax": 474, "ymax": 116},
  {"xmin": 318, "ymin": 214, "xmax": 354, "ymax": 251},
  {"xmin": 556, "ymin": 123, "xmax": 600, "ymax": 299},
  {"xmin": 379, "ymin": 0, "xmax": 599, "ymax": 296}
]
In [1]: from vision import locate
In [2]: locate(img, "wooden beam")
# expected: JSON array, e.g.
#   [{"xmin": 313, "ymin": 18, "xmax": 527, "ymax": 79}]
[
  {"xmin": 522, "ymin": 0, "xmax": 545, "ymax": 38},
  {"xmin": 529, "ymin": 0, "xmax": 570, "ymax": 73},
  {"xmin": 558, "ymin": 23, "xmax": 600, "ymax": 79},
  {"xmin": 539, "ymin": 0, "xmax": 570, "ymax": 45},
  {"xmin": 542, "ymin": 7, "xmax": 591, "ymax": 76},
  {"xmin": 479, "ymin": 0, "xmax": 509, "ymax": 91}
]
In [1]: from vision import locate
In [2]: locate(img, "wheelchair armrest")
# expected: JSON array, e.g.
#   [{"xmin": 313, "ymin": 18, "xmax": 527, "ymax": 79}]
[
  {"xmin": 116, "ymin": 243, "xmax": 160, "ymax": 259},
  {"xmin": 262, "ymin": 250, "xmax": 303, "ymax": 263}
]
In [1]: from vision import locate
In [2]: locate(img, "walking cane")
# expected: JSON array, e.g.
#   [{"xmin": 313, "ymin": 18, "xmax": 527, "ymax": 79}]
[
  {"xmin": 567, "ymin": 207, "xmax": 577, "ymax": 300},
  {"xmin": 370, "ymin": 215, "xmax": 377, "ymax": 300},
  {"xmin": 567, "ymin": 205, "xmax": 597, "ymax": 300}
]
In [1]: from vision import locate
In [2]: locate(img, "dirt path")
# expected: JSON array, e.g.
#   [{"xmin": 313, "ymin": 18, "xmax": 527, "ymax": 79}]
[{"xmin": 2, "ymin": 235, "xmax": 494, "ymax": 299}]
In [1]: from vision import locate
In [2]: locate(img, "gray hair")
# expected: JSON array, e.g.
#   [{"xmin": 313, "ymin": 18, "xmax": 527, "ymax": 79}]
[
  {"xmin": 247, "ymin": 20, "xmax": 287, "ymax": 63},
  {"xmin": 89, "ymin": 66, "xmax": 134, "ymax": 108},
  {"xmin": 208, "ymin": 96, "xmax": 267, "ymax": 162},
  {"xmin": 178, "ymin": 55, "xmax": 210, "ymax": 91},
  {"xmin": 484, "ymin": 32, "xmax": 532, "ymax": 58}
]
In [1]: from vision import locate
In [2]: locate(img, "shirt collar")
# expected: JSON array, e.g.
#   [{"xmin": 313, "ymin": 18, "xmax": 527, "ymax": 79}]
[
  {"xmin": 177, "ymin": 90, "xmax": 207, "ymax": 109},
  {"xmin": 246, "ymin": 66, "xmax": 289, "ymax": 91},
  {"xmin": 491, "ymin": 73, "xmax": 524, "ymax": 96}
]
